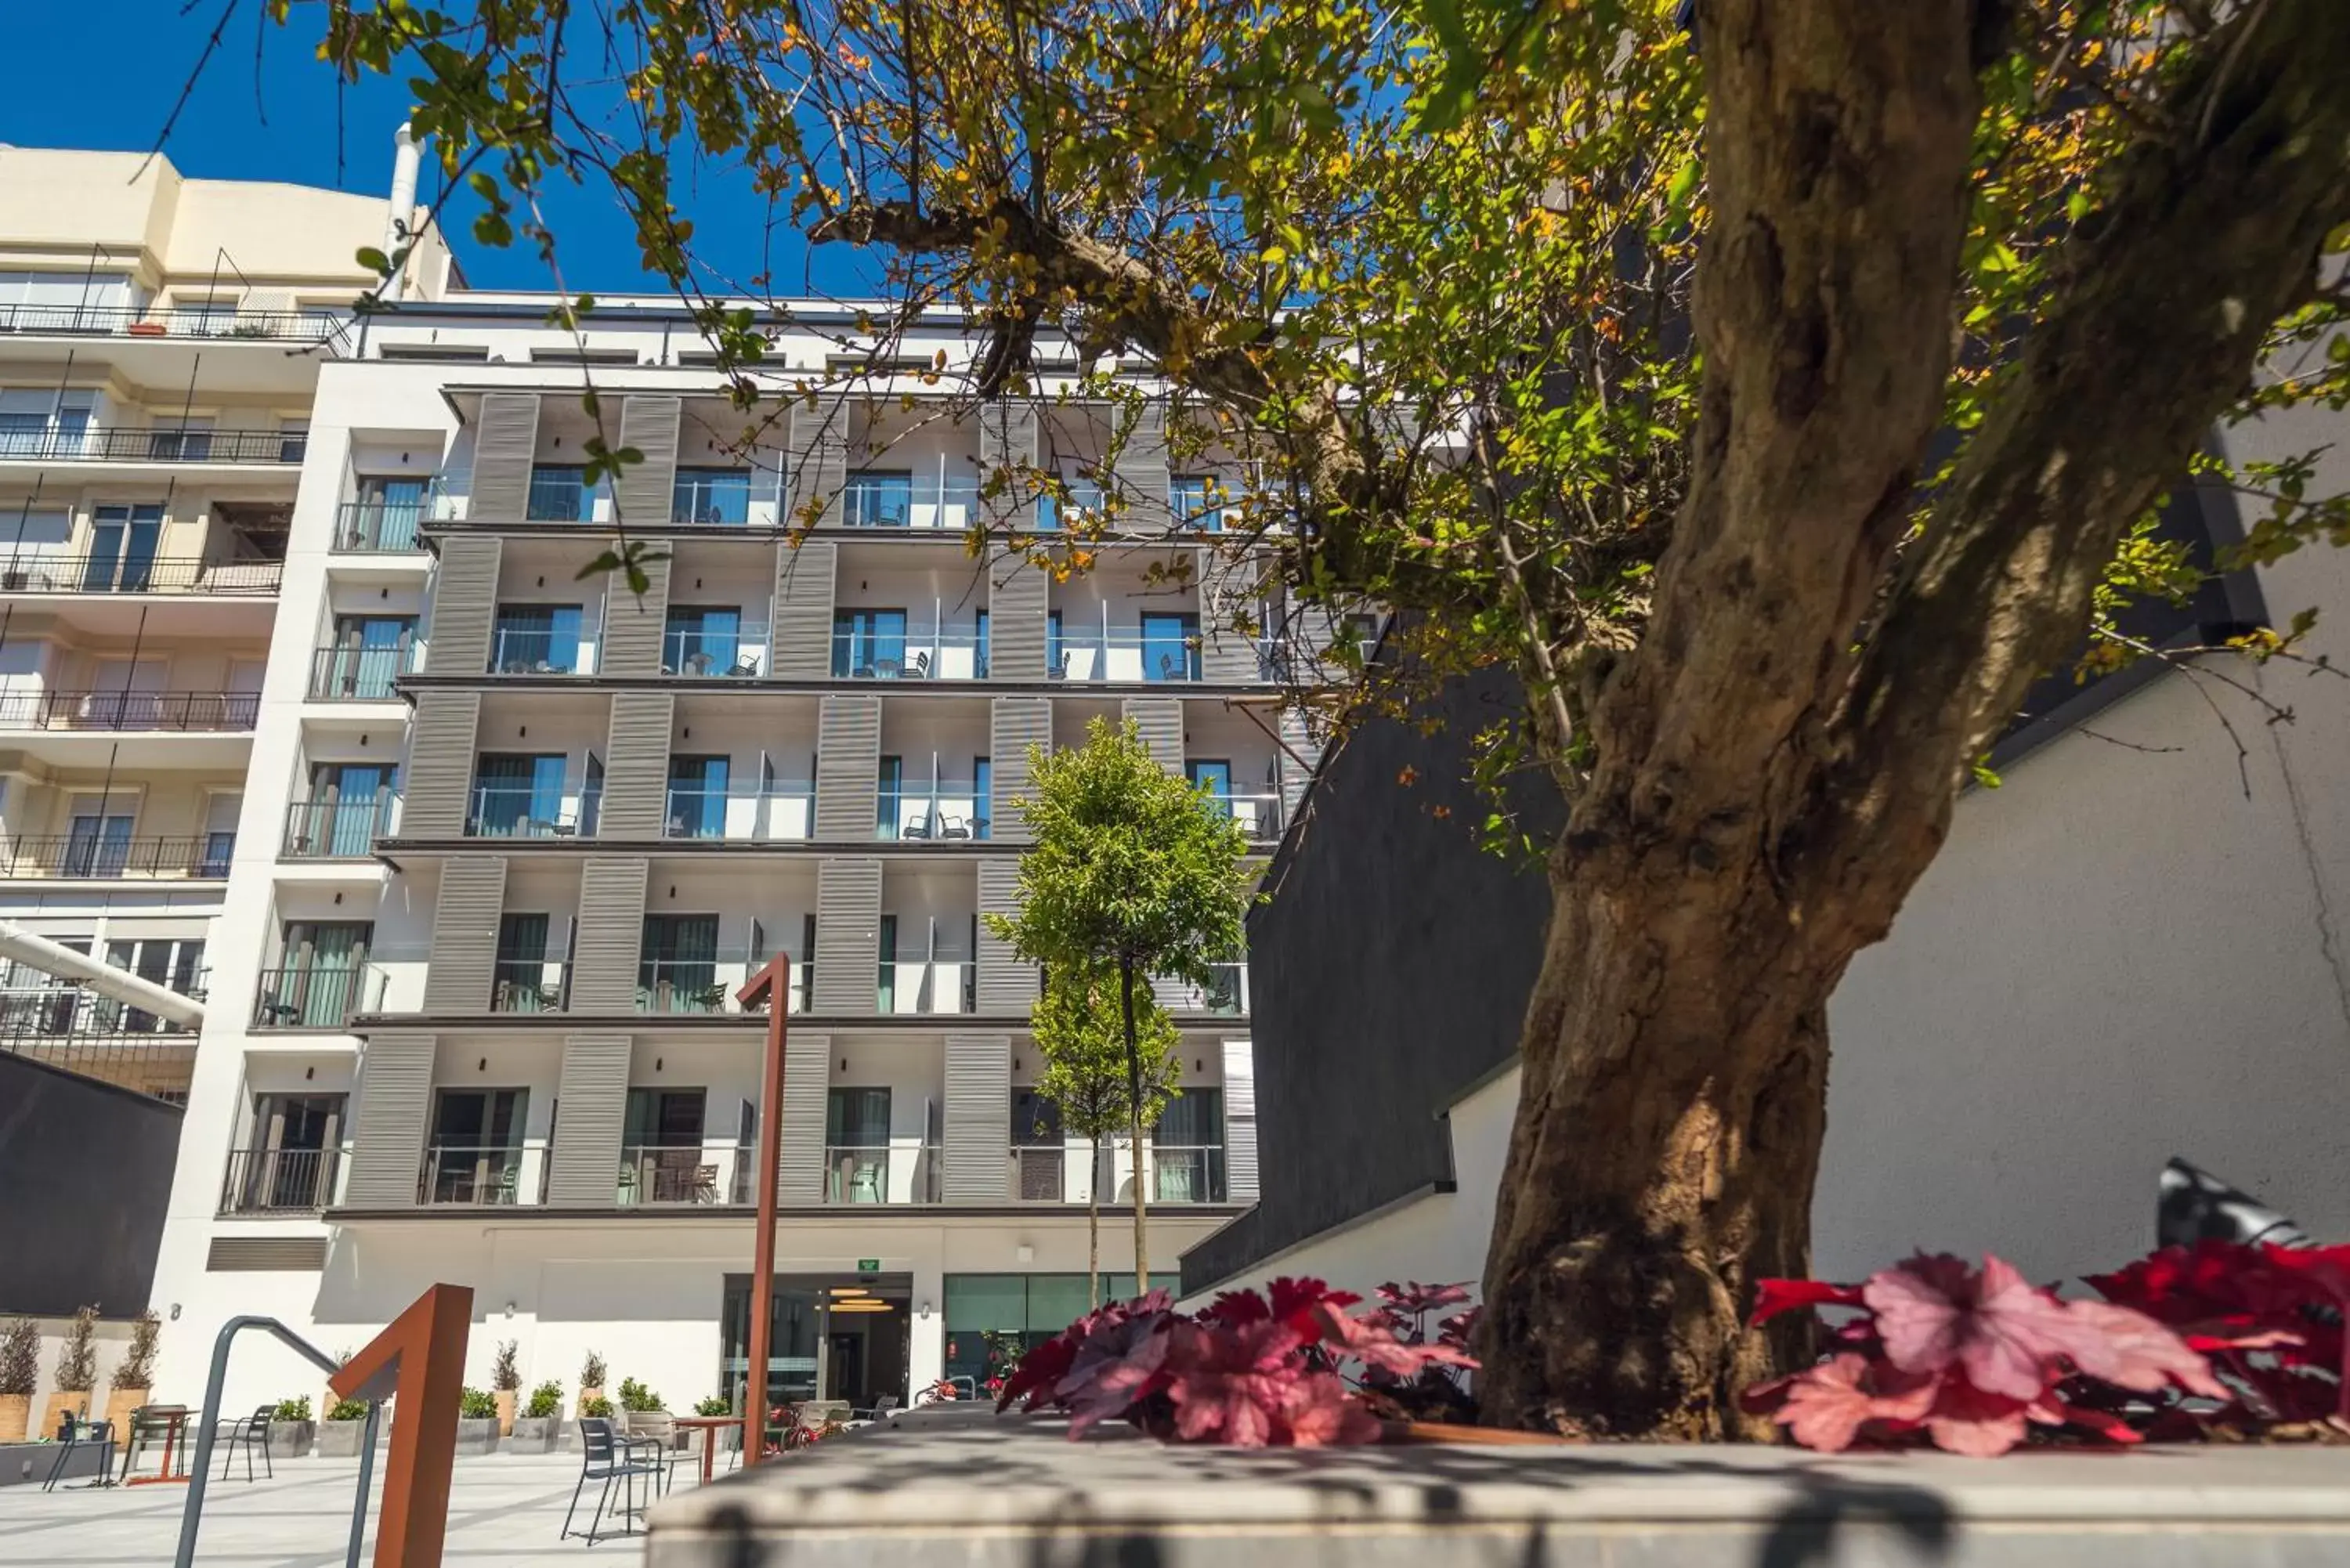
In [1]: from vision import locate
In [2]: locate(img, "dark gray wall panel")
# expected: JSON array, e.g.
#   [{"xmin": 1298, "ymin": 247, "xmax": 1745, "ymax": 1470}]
[{"xmin": 0, "ymin": 1053, "xmax": 179, "ymax": 1313}]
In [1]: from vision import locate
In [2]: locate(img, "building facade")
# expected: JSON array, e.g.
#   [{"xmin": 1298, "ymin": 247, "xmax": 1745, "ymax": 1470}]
[
  {"xmin": 145, "ymin": 294, "xmax": 1298, "ymax": 1413},
  {"xmin": 0, "ymin": 145, "xmax": 451, "ymax": 1106}
]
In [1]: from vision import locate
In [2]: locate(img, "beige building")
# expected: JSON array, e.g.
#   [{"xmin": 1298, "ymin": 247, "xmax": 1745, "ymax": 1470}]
[{"xmin": 0, "ymin": 142, "xmax": 453, "ymax": 1100}]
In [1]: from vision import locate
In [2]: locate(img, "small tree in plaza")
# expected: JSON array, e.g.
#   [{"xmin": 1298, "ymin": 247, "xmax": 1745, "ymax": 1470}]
[
  {"xmin": 989, "ymin": 717, "xmax": 1252, "ymax": 1292},
  {"xmin": 1032, "ymin": 963, "xmax": 1181, "ymax": 1306}
]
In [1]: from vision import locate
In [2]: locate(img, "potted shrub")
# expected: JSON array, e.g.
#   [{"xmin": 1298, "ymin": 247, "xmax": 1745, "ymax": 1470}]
[
  {"xmin": 578, "ymin": 1349, "xmax": 606, "ymax": 1412},
  {"xmin": 509, "ymin": 1380, "xmax": 563, "ymax": 1453},
  {"xmin": 490, "ymin": 1340, "xmax": 521, "ymax": 1436},
  {"xmin": 0, "ymin": 1317, "xmax": 35, "ymax": 1443},
  {"xmin": 454, "ymin": 1386, "xmax": 500, "ymax": 1455},
  {"xmin": 104, "ymin": 1312, "xmax": 161, "ymax": 1441},
  {"xmin": 268, "ymin": 1396, "xmax": 316, "ymax": 1458},
  {"xmin": 42, "ymin": 1306, "xmax": 97, "ymax": 1436},
  {"xmin": 316, "ymin": 1397, "xmax": 374, "ymax": 1458},
  {"xmin": 694, "ymin": 1393, "xmax": 739, "ymax": 1452},
  {"xmin": 615, "ymin": 1377, "xmax": 667, "ymax": 1440}
]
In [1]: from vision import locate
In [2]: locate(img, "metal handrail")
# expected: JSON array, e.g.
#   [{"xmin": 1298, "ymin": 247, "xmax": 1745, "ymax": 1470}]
[
  {"xmin": 0, "ymin": 301, "xmax": 348, "ymax": 344},
  {"xmin": 175, "ymin": 1315, "xmax": 378, "ymax": 1568},
  {"xmin": 0, "ymin": 555, "xmax": 283, "ymax": 596},
  {"xmin": 0, "ymin": 690, "xmax": 259, "ymax": 732},
  {"xmin": 0, "ymin": 428, "xmax": 304, "ymax": 463},
  {"xmin": 0, "ymin": 834, "xmax": 229, "ymax": 880}
]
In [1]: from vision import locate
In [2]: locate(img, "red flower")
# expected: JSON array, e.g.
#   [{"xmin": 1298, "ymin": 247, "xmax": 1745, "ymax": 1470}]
[{"xmin": 1750, "ymin": 1277, "xmax": 1864, "ymax": 1326}]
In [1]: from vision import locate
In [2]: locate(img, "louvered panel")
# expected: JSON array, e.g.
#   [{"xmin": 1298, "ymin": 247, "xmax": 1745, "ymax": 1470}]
[
  {"xmin": 787, "ymin": 398, "xmax": 851, "ymax": 524},
  {"xmin": 596, "ymin": 554, "xmax": 671, "ymax": 677},
  {"xmin": 342, "ymin": 1031, "xmax": 435, "ymax": 1206},
  {"xmin": 598, "ymin": 692, "xmax": 674, "ymax": 836},
  {"xmin": 987, "ymin": 551, "xmax": 1049, "ymax": 680},
  {"xmin": 1196, "ymin": 547, "xmax": 1263, "ymax": 684},
  {"xmin": 1112, "ymin": 403, "xmax": 1171, "ymax": 529},
  {"xmin": 772, "ymin": 540, "xmax": 837, "ymax": 677},
  {"xmin": 401, "ymin": 690, "xmax": 481, "ymax": 838},
  {"xmin": 468, "ymin": 392, "xmax": 542, "ymax": 521},
  {"xmin": 1221, "ymin": 1037, "xmax": 1260, "ymax": 1204},
  {"xmin": 568, "ymin": 857, "xmax": 649, "ymax": 1011},
  {"xmin": 427, "ymin": 536, "xmax": 503, "ymax": 675},
  {"xmin": 814, "ymin": 695, "xmax": 881, "ymax": 841},
  {"xmin": 1150, "ymin": 972, "xmax": 1192, "ymax": 1011},
  {"xmin": 978, "ymin": 404, "xmax": 1038, "ymax": 530},
  {"xmin": 942, "ymin": 1033, "xmax": 1011, "ymax": 1202},
  {"xmin": 615, "ymin": 396, "xmax": 682, "ymax": 527},
  {"xmin": 974, "ymin": 861, "xmax": 1037, "ymax": 1012},
  {"xmin": 1121, "ymin": 696, "xmax": 1184, "ymax": 774},
  {"xmin": 778, "ymin": 1031, "xmax": 830, "ymax": 1203},
  {"xmin": 1278, "ymin": 704, "xmax": 1318, "ymax": 818},
  {"xmin": 206, "ymin": 1237, "xmax": 330, "ymax": 1270},
  {"xmin": 421, "ymin": 855, "xmax": 508, "ymax": 1013},
  {"xmin": 812, "ymin": 858, "xmax": 881, "ymax": 1013},
  {"xmin": 989, "ymin": 698, "xmax": 1051, "ymax": 844},
  {"xmin": 547, "ymin": 1033, "xmax": 631, "ymax": 1206}
]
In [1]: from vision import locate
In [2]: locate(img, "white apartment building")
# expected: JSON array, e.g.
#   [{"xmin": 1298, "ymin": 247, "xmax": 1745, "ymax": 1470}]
[
  {"xmin": 0, "ymin": 144, "xmax": 452, "ymax": 1102},
  {"xmin": 145, "ymin": 293, "xmax": 1303, "ymax": 1415}
]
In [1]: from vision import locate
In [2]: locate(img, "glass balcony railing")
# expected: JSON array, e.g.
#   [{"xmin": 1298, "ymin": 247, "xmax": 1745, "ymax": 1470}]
[
  {"xmin": 331, "ymin": 500, "xmax": 428, "ymax": 552},
  {"xmin": 877, "ymin": 785, "xmax": 988, "ymax": 842},
  {"xmin": 309, "ymin": 645, "xmax": 416, "ymax": 700},
  {"xmin": 1049, "ymin": 630, "xmax": 1200, "ymax": 683},
  {"xmin": 1203, "ymin": 792, "xmax": 1285, "ymax": 846},
  {"xmin": 823, "ymin": 1144, "xmax": 941, "ymax": 1205},
  {"xmin": 661, "ymin": 628, "xmax": 768, "ymax": 677},
  {"xmin": 828, "ymin": 628, "xmax": 987, "ymax": 681},
  {"xmin": 491, "ymin": 957, "xmax": 569, "ymax": 1013},
  {"xmin": 1035, "ymin": 482, "xmax": 1106, "ymax": 533},
  {"xmin": 251, "ymin": 965, "xmax": 381, "ymax": 1030},
  {"xmin": 839, "ymin": 477, "xmax": 985, "ymax": 530},
  {"xmin": 634, "ymin": 952, "xmax": 810, "ymax": 1015},
  {"xmin": 618, "ymin": 1145, "xmax": 724, "ymax": 1205},
  {"xmin": 671, "ymin": 475, "xmax": 757, "ymax": 526},
  {"xmin": 660, "ymin": 784, "xmax": 815, "ymax": 841},
  {"xmin": 526, "ymin": 471, "xmax": 598, "ymax": 522},
  {"xmin": 418, "ymin": 1143, "xmax": 535, "ymax": 1206},
  {"xmin": 1010, "ymin": 1145, "xmax": 1072, "ymax": 1203},
  {"xmin": 218, "ymin": 1146, "xmax": 345, "ymax": 1214},
  {"xmin": 466, "ymin": 784, "xmax": 594, "ymax": 839},
  {"xmin": 877, "ymin": 953, "xmax": 974, "ymax": 1016},
  {"xmin": 487, "ymin": 626, "xmax": 595, "ymax": 675},
  {"xmin": 1148, "ymin": 1144, "xmax": 1228, "ymax": 1204}
]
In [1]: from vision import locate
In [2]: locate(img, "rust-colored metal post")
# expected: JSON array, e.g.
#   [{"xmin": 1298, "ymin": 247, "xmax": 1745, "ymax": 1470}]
[
  {"xmin": 736, "ymin": 952, "xmax": 793, "ymax": 1466},
  {"xmin": 330, "ymin": 1282, "xmax": 473, "ymax": 1568}
]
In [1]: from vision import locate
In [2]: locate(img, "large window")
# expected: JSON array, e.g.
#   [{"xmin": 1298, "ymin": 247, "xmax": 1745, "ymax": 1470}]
[
  {"xmin": 1170, "ymin": 475, "xmax": 1224, "ymax": 532},
  {"xmin": 1152, "ymin": 1088, "xmax": 1227, "ymax": 1202},
  {"xmin": 470, "ymin": 753, "xmax": 568, "ymax": 836},
  {"xmin": 667, "ymin": 754, "xmax": 731, "ymax": 838},
  {"xmin": 640, "ymin": 913, "xmax": 721, "ymax": 1007},
  {"xmin": 832, "ymin": 609, "xmax": 908, "ymax": 677},
  {"xmin": 942, "ymin": 1273, "xmax": 1183, "ymax": 1393},
  {"xmin": 663, "ymin": 605, "xmax": 742, "ymax": 675},
  {"xmin": 1141, "ymin": 612, "xmax": 1201, "ymax": 683},
  {"xmin": 673, "ymin": 467, "xmax": 753, "ymax": 525},
  {"xmin": 526, "ymin": 464, "xmax": 593, "ymax": 522},
  {"xmin": 490, "ymin": 604, "xmax": 584, "ymax": 673}
]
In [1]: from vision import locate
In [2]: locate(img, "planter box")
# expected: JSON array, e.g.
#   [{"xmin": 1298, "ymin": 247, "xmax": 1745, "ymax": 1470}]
[
  {"xmin": 0, "ymin": 1395, "xmax": 27, "ymax": 1446},
  {"xmin": 507, "ymin": 1417, "xmax": 560, "ymax": 1454},
  {"xmin": 40, "ymin": 1393, "xmax": 91, "ymax": 1440},
  {"xmin": 453, "ymin": 1418, "xmax": 499, "ymax": 1457},
  {"xmin": 1, "ymin": 1440, "xmax": 107, "ymax": 1488},
  {"xmin": 316, "ymin": 1419, "xmax": 378, "ymax": 1458},
  {"xmin": 494, "ymin": 1389, "xmax": 518, "ymax": 1437},
  {"xmin": 267, "ymin": 1420, "xmax": 316, "ymax": 1459}
]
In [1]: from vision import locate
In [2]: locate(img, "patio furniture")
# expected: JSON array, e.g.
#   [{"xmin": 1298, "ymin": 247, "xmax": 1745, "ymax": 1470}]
[
  {"xmin": 727, "ymin": 654, "xmax": 759, "ymax": 677},
  {"xmin": 684, "ymin": 651, "xmax": 714, "ymax": 676},
  {"xmin": 875, "ymin": 659, "xmax": 902, "ymax": 679},
  {"xmin": 849, "ymin": 1393, "xmax": 899, "ymax": 1424},
  {"xmin": 216, "ymin": 1404, "xmax": 275, "ymax": 1482},
  {"xmin": 908, "ymin": 651, "xmax": 931, "ymax": 677},
  {"xmin": 673, "ymin": 1414, "xmax": 736, "ymax": 1484},
  {"xmin": 940, "ymin": 816, "xmax": 971, "ymax": 840},
  {"xmin": 902, "ymin": 812, "xmax": 933, "ymax": 840},
  {"xmin": 562, "ymin": 1418, "xmax": 664, "ymax": 1545},
  {"xmin": 119, "ymin": 1404, "xmax": 190, "ymax": 1484},
  {"xmin": 42, "ymin": 1413, "xmax": 114, "ymax": 1491},
  {"xmin": 627, "ymin": 1411, "xmax": 682, "ymax": 1491}
]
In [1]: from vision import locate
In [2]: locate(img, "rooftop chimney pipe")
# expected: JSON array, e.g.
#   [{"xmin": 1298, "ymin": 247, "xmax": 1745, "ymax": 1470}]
[{"xmin": 382, "ymin": 122, "xmax": 421, "ymax": 304}]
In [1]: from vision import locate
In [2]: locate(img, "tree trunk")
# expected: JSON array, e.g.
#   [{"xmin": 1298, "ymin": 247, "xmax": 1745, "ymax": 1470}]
[
  {"xmin": 1475, "ymin": 836, "xmax": 1874, "ymax": 1440},
  {"xmin": 1119, "ymin": 956, "xmax": 1150, "ymax": 1295},
  {"xmin": 1088, "ymin": 1133, "xmax": 1102, "ymax": 1310}
]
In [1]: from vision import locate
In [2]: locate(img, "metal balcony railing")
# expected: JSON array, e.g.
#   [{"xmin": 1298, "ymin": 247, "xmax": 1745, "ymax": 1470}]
[
  {"xmin": 0, "ymin": 555, "xmax": 283, "ymax": 596},
  {"xmin": 0, "ymin": 427, "xmax": 304, "ymax": 463},
  {"xmin": 251, "ymin": 966, "xmax": 379, "ymax": 1030},
  {"xmin": 0, "ymin": 690, "xmax": 259, "ymax": 732},
  {"xmin": 618, "ymin": 1146, "xmax": 723, "ymax": 1205},
  {"xmin": 218, "ymin": 1147, "xmax": 345, "ymax": 1214},
  {"xmin": 1148, "ymin": 1145, "xmax": 1227, "ymax": 1204},
  {"xmin": 282, "ymin": 797, "xmax": 394, "ymax": 858},
  {"xmin": 0, "ymin": 833, "xmax": 230, "ymax": 880},
  {"xmin": 823, "ymin": 1145, "xmax": 941, "ymax": 1204},
  {"xmin": 418, "ymin": 1145, "xmax": 527, "ymax": 1205},
  {"xmin": 308, "ymin": 645, "xmax": 414, "ymax": 700},
  {"xmin": 0, "ymin": 301, "xmax": 349, "ymax": 343},
  {"xmin": 331, "ymin": 500, "xmax": 425, "ymax": 553},
  {"xmin": 0, "ymin": 982, "xmax": 204, "ymax": 1042}
]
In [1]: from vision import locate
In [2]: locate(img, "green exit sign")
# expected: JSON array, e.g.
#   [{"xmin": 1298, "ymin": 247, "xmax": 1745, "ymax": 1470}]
[{"xmin": 857, "ymin": 1258, "xmax": 880, "ymax": 1274}]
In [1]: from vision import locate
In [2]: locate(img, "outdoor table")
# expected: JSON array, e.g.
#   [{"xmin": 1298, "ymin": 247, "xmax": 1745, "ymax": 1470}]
[
  {"xmin": 125, "ymin": 1407, "xmax": 190, "ymax": 1487},
  {"xmin": 673, "ymin": 1414, "xmax": 736, "ymax": 1483}
]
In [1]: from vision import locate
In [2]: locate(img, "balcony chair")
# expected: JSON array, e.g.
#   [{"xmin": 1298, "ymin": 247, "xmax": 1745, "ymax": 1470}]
[
  {"xmin": 907, "ymin": 651, "xmax": 931, "ymax": 677},
  {"xmin": 42, "ymin": 1413, "xmax": 114, "ymax": 1491},
  {"xmin": 216, "ymin": 1404, "xmax": 275, "ymax": 1482},
  {"xmin": 848, "ymin": 1393, "xmax": 900, "ymax": 1425},
  {"xmin": 902, "ymin": 813, "xmax": 933, "ymax": 840},
  {"xmin": 118, "ymin": 1405, "xmax": 190, "ymax": 1483},
  {"xmin": 1160, "ymin": 653, "xmax": 1184, "ymax": 681},
  {"xmin": 562, "ymin": 1418, "xmax": 665, "ymax": 1545},
  {"xmin": 727, "ymin": 653, "xmax": 760, "ymax": 677},
  {"xmin": 1047, "ymin": 651, "xmax": 1071, "ymax": 681},
  {"xmin": 940, "ymin": 815, "xmax": 971, "ymax": 841},
  {"xmin": 875, "ymin": 658, "xmax": 902, "ymax": 679}
]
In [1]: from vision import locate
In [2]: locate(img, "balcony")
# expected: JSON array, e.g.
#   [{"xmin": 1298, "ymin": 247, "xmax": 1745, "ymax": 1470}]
[
  {"xmin": 829, "ymin": 627, "xmax": 987, "ymax": 681},
  {"xmin": 466, "ymin": 783, "xmax": 597, "ymax": 840},
  {"xmin": 0, "ymin": 833, "xmax": 231, "ymax": 881},
  {"xmin": 418, "ymin": 1143, "xmax": 540, "ymax": 1206},
  {"xmin": 525, "ymin": 470, "xmax": 601, "ymax": 523},
  {"xmin": 824, "ymin": 1144, "xmax": 941, "ymax": 1204},
  {"xmin": 663, "ymin": 785, "xmax": 814, "ymax": 842},
  {"xmin": 1035, "ymin": 482, "xmax": 1106, "ymax": 533},
  {"xmin": 218, "ymin": 1147, "xmax": 346, "ymax": 1215},
  {"xmin": 0, "ymin": 982, "xmax": 203, "ymax": 1043},
  {"xmin": 878, "ymin": 953, "xmax": 974, "ymax": 1016},
  {"xmin": 876, "ymin": 783, "xmax": 987, "ymax": 842},
  {"xmin": 618, "ymin": 1146, "xmax": 725, "ymax": 1205},
  {"xmin": 491, "ymin": 957, "xmax": 569, "ymax": 1014},
  {"xmin": 0, "ymin": 690, "xmax": 258, "ymax": 732},
  {"xmin": 1050, "ymin": 629, "xmax": 1200, "ymax": 683},
  {"xmin": 308, "ymin": 645, "xmax": 416, "ymax": 701},
  {"xmin": 487, "ymin": 626, "xmax": 597, "ymax": 676},
  {"xmin": 331, "ymin": 500, "xmax": 428, "ymax": 553},
  {"xmin": 662, "ymin": 628, "xmax": 768, "ymax": 678},
  {"xmin": 0, "ymin": 427, "xmax": 304, "ymax": 464},
  {"xmin": 282, "ymin": 797, "xmax": 396, "ymax": 859},
  {"xmin": 251, "ymin": 966, "xmax": 382, "ymax": 1030},
  {"xmin": 1148, "ymin": 1145, "xmax": 1228, "ymax": 1204},
  {"xmin": 839, "ymin": 476, "xmax": 984, "ymax": 531},
  {"xmin": 671, "ymin": 473, "xmax": 766, "ymax": 527},
  {"xmin": 1010, "ymin": 1144, "xmax": 1073, "ymax": 1202},
  {"xmin": 0, "ymin": 301, "xmax": 348, "ymax": 344},
  {"xmin": 1170, "ymin": 963, "xmax": 1250, "ymax": 1017},
  {"xmin": 0, "ymin": 555, "xmax": 283, "ymax": 596}
]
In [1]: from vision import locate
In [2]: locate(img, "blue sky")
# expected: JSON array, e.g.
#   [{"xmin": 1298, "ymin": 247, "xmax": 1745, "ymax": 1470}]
[{"xmin": 0, "ymin": 2, "xmax": 862, "ymax": 298}]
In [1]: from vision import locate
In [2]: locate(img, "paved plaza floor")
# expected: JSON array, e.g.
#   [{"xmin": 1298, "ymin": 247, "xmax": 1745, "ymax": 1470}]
[{"xmin": 0, "ymin": 1451, "xmax": 666, "ymax": 1566}]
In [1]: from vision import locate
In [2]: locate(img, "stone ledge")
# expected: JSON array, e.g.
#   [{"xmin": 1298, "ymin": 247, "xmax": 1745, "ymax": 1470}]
[{"xmin": 643, "ymin": 1407, "xmax": 2350, "ymax": 1566}]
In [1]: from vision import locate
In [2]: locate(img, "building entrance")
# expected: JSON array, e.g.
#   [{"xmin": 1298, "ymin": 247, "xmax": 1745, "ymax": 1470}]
[{"xmin": 719, "ymin": 1272, "xmax": 911, "ymax": 1414}]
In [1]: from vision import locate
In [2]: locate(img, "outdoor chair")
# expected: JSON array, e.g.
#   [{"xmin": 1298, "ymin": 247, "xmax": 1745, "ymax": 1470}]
[
  {"xmin": 625, "ymin": 1411, "xmax": 681, "ymax": 1491},
  {"xmin": 850, "ymin": 1393, "xmax": 899, "ymax": 1423},
  {"xmin": 562, "ymin": 1418, "xmax": 664, "ymax": 1545},
  {"xmin": 217, "ymin": 1404, "xmax": 274, "ymax": 1482},
  {"xmin": 118, "ymin": 1404, "xmax": 188, "ymax": 1483},
  {"xmin": 875, "ymin": 659, "xmax": 902, "ymax": 679},
  {"xmin": 908, "ymin": 651, "xmax": 931, "ymax": 677},
  {"xmin": 940, "ymin": 816, "xmax": 971, "ymax": 840},
  {"xmin": 42, "ymin": 1413, "xmax": 114, "ymax": 1491},
  {"xmin": 727, "ymin": 654, "xmax": 759, "ymax": 677}
]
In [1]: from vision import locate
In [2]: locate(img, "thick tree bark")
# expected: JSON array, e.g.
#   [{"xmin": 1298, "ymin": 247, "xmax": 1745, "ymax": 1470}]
[{"xmin": 1088, "ymin": 1133, "xmax": 1103, "ymax": 1310}]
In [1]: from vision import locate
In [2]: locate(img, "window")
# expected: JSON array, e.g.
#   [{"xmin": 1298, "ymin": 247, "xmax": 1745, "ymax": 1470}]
[
  {"xmin": 639, "ymin": 914, "xmax": 721, "ymax": 1006},
  {"xmin": 842, "ymin": 471, "xmax": 914, "ymax": 528},
  {"xmin": 306, "ymin": 762, "xmax": 394, "ymax": 856},
  {"xmin": 876, "ymin": 756, "xmax": 903, "ymax": 841},
  {"xmin": 490, "ymin": 604, "xmax": 584, "ymax": 673},
  {"xmin": 832, "ymin": 609, "xmax": 908, "ymax": 677},
  {"xmin": 0, "ymin": 389, "xmax": 92, "ymax": 457},
  {"xmin": 877, "ymin": 913, "xmax": 900, "ymax": 1010},
  {"xmin": 825, "ymin": 1088, "xmax": 892, "ymax": 1203},
  {"xmin": 258, "ymin": 921, "xmax": 371, "ymax": 1028},
  {"xmin": 1152, "ymin": 1088, "xmax": 1227, "ymax": 1202},
  {"xmin": 278, "ymin": 419, "xmax": 309, "ymax": 464},
  {"xmin": 667, "ymin": 755, "xmax": 731, "ymax": 839},
  {"xmin": 147, "ymin": 417, "xmax": 213, "ymax": 462},
  {"xmin": 1171, "ymin": 475, "xmax": 1224, "ymax": 532},
  {"xmin": 1141, "ymin": 612, "xmax": 1201, "ymax": 682},
  {"xmin": 526, "ymin": 464, "xmax": 592, "ymax": 522},
  {"xmin": 973, "ymin": 757, "xmax": 992, "ymax": 841},
  {"xmin": 494, "ymin": 912, "xmax": 557, "ymax": 1013},
  {"xmin": 625, "ymin": 1088, "xmax": 707, "ymax": 1147},
  {"xmin": 84, "ymin": 504, "xmax": 163, "ymax": 592},
  {"xmin": 470, "ymin": 754, "xmax": 568, "ymax": 836},
  {"xmin": 94, "ymin": 938, "xmax": 205, "ymax": 1035},
  {"xmin": 423, "ymin": 1089, "xmax": 528, "ymax": 1203},
  {"xmin": 663, "ymin": 605, "xmax": 742, "ymax": 675},
  {"xmin": 674, "ymin": 467, "xmax": 753, "ymax": 525},
  {"xmin": 942, "ymin": 1273, "xmax": 1184, "ymax": 1389}
]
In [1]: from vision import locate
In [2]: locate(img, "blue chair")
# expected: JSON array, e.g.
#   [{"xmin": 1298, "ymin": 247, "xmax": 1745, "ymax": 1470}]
[
  {"xmin": 42, "ymin": 1412, "xmax": 114, "ymax": 1491},
  {"xmin": 562, "ymin": 1417, "xmax": 663, "ymax": 1545}
]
